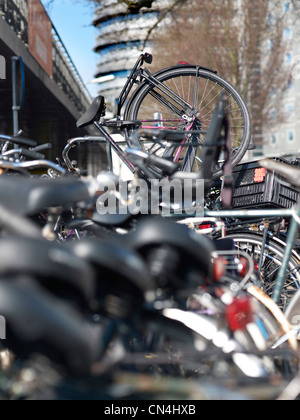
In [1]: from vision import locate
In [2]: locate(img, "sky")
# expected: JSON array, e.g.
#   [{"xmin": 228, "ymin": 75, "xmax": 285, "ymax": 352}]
[{"xmin": 41, "ymin": 0, "xmax": 99, "ymax": 98}]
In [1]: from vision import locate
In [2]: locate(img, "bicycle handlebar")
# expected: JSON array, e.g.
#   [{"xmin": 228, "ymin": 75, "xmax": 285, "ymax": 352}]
[
  {"xmin": 2, "ymin": 149, "xmax": 45, "ymax": 160},
  {"xmin": 63, "ymin": 137, "xmax": 107, "ymax": 172},
  {"xmin": 147, "ymin": 154, "xmax": 181, "ymax": 176},
  {"xmin": 0, "ymin": 159, "xmax": 66, "ymax": 175},
  {"xmin": 0, "ymin": 135, "xmax": 37, "ymax": 148},
  {"xmin": 19, "ymin": 149, "xmax": 45, "ymax": 160},
  {"xmin": 31, "ymin": 143, "xmax": 52, "ymax": 153},
  {"xmin": 126, "ymin": 148, "xmax": 180, "ymax": 177}
]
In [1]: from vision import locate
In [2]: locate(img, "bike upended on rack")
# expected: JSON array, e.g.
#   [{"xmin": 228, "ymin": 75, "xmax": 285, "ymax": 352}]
[{"xmin": 73, "ymin": 53, "xmax": 252, "ymax": 179}]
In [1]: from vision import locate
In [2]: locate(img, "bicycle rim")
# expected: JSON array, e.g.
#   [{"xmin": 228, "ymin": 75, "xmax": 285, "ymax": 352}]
[
  {"xmin": 224, "ymin": 232, "xmax": 300, "ymax": 311},
  {"xmin": 125, "ymin": 66, "xmax": 252, "ymax": 179}
]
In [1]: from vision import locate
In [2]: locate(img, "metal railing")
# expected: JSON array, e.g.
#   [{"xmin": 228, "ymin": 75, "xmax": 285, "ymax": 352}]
[
  {"xmin": 51, "ymin": 25, "xmax": 92, "ymax": 112},
  {"xmin": 0, "ymin": 0, "xmax": 92, "ymax": 113},
  {"xmin": 0, "ymin": 0, "xmax": 28, "ymax": 44}
]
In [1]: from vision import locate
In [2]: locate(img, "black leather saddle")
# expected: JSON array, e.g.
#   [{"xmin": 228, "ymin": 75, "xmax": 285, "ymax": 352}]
[
  {"xmin": 0, "ymin": 176, "xmax": 90, "ymax": 215},
  {"xmin": 126, "ymin": 217, "xmax": 216, "ymax": 289},
  {"xmin": 68, "ymin": 238, "xmax": 155, "ymax": 312},
  {"xmin": 0, "ymin": 280, "xmax": 99, "ymax": 374},
  {"xmin": 77, "ymin": 96, "xmax": 106, "ymax": 129},
  {"xmin": 0, "ymin": 237, "xmax": 96, "ymax": 307}
]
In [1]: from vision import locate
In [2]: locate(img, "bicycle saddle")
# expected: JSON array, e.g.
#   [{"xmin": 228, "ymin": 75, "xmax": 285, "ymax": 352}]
[
  {"xmin": 92, "ymin": 209, "xmax": 133, "ymax": 227},
  {"xmin": 126, "ymin": 218, "xmax": 216, "ymax": 289},
  {"xmin": 76, "ymin": 95, "xmax": 106, "ymax": 129},
  {"xmin": 0, "ymin": 280, "xmax": 99, "ymax": 375},
  {"xmin": 0, "ymin": 237, "xmax": 96, "ymax": 307},
  {"xmin": 0, "ymin": 176, "xmax": 91, "ymax": 215},
  {"xmin": 260, "ymin": 159, "xmax": 300, "ymax": 190},
  {"xmin": 68, "ymin": 239, "xmax": 155, "ymax": 313}
]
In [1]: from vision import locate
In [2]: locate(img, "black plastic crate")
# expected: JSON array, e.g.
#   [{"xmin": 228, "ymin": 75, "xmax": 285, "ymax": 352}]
[{"xmin": 232, "ymin": 158, "xmax": 299, "ymax": 209}]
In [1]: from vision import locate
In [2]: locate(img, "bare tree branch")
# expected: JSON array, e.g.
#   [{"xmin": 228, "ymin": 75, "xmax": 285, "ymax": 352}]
[{"xmin": 150, "ymin": 0, "xmax": 293, "ymax": 144}]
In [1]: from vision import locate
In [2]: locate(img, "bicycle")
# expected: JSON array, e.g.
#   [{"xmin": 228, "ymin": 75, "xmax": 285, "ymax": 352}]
[
  {"xmin": 0, "ymin": 134, "xmax": 64, "ymax": 177},
  {"xmin": 204, "ymin": 209, "xmax": 300, "ymax": 312},
  {"xmin": 0, "ymin": 146, "xmax": 297, "ymax": 399},
  {"xmin": 73, "ymin": 53, "xmax": 252, "ymax": 179}
]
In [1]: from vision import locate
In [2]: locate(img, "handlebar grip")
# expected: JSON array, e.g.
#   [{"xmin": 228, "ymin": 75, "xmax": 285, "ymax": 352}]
[
  {"xmin": 20, "ymin": 148, "xmax": 45, "ymax": 160},
  {"xmin": 147, "ymin": 154, "xmax": 181, "ymax": 176},
  {"xmin": 0, "ymin": 135, "xmax": 37, "ymax": 148},
  {"xmin": 12, "ymin": 136, "xmax": 38, "ymax": 147},
  {"xmin": 31, "ymin": 143, "xmax": 52, "ymax": 153}
]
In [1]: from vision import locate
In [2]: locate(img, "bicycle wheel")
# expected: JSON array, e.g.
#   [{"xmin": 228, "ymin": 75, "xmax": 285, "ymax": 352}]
[
  {"xmin": 223, "ymin": 232, "xmax": 300, "ymax": 311},
  {"xmin": 125, "ymin": 65, "xmax": 252, "ymax": 179}
]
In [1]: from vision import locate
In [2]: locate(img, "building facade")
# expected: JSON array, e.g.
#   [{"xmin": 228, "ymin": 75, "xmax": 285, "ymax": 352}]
[
  {"xmin": 263, "ymin": 0, "xmax": 300, "ymax": 158},
  {"xmin": 93, "ymin": 0, "xmax": 172, "ymax": 113}
]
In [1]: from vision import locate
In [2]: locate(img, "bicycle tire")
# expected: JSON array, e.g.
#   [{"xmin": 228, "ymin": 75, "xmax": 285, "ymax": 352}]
[
  {"xmin": 222, "ymin": 232, "xmax": 300, "ymax": 311},
  {"xmin": 125, "ymin": 65, "xmax": 252, "ymax": 179}
]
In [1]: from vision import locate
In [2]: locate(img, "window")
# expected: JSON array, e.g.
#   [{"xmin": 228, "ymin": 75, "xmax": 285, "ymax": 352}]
[
  {"xmin": 285, "ymin": 28, "xmax": 292, "ymax": 39},
  {"xmin": 287, "ymin": 79, "xmax": 293, "ymax": 90},
  {"xmin": 287, "ymin": 130, "xmax": 295, "ymax": 142},
  {"xmin": 287, "ymin": 53, "xmax": 292, "ymax": 64},
  {"xmin": 284, "ymin": 2, "xmax": 290, "ymax": 13},
  {"xmin": 270, "ymin": 134, "xmax": 277, "ymax": 145},
  {"xmin": 286, "ymin": 103, "xmax": 295, "ymax": 118},
  {"xmin": 269, "ymin": 109, "xmax": 277, "ymax": 121}
]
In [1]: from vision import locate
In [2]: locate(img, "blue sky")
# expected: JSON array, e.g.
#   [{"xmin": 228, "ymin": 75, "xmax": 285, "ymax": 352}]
[{"xmin": 42, "ymin": 0, "xmax": 98, "ymax": 97}]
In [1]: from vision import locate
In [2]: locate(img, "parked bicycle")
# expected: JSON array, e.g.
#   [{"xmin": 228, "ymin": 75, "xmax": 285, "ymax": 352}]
[
  {"xmin": 70, "ymin": 53, "xmax": 252, "ymax": 179},
  {"xmin": 0, "ymin": 205, "xmax": 296, "ymax": 400}
]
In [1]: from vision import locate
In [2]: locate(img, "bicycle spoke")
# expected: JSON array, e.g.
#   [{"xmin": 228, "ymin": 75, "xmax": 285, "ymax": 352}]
[
  {"xmin": 126, "ymin": 66, "xmax": 251, "ymax": 178},
  {"xmin": 228, "ymin": 235, "xmax": 300, "ymax": 311}
]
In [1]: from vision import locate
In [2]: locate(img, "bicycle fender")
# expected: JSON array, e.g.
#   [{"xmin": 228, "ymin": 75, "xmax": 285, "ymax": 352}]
[{"xmin": 152, "ymin": 64, "xmax": 218, "ymax": 78}]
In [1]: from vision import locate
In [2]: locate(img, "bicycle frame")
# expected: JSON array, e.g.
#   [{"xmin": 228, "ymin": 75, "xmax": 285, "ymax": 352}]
[
  {"xmin": 65, "ymin": 55, "xmax": 210, "ymax": 175},
  {"xmin": 117, "ymin": 54, "xmax": 196, "ymax": 120}
]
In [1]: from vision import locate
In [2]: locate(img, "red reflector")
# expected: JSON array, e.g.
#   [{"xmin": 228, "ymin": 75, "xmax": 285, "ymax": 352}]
[
  {"xmin": 226, "ymin": 297, "xmax": 254, "ymax": 332},
  {"xmin": 178, "ymin": 61, "xmax": 191, "ymax": 65},
  {"xmin": 200, "ymin": 224, "xmax": 212, "ymax": 230},
  {"xmin": 213, "ymin": 257, "xmax": 226, "ymax": 281},
  {"xmin": 238, "ymin": 257, "xmax": 249, "ymax": 278},
  {"xmin": 254, "ymin": 168, "xmax": 267, "ymax": 183}
]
